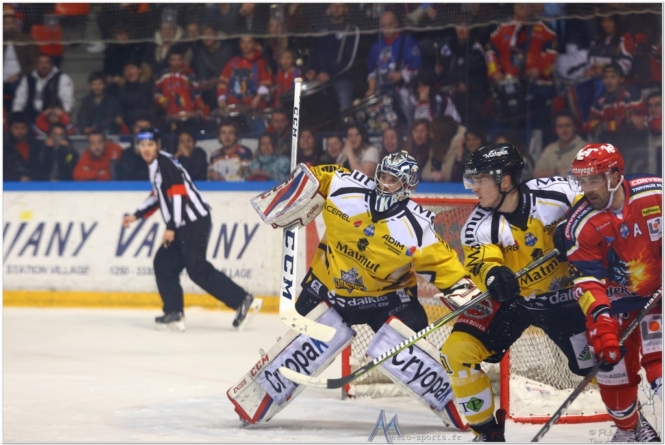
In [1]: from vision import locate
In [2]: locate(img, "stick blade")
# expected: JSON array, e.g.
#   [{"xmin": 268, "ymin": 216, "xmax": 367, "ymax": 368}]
[
  {"xmin": 280, "ymin": 309, "xmax": 336, "ymax": 342},
  {"xmin": 278, "ymin": 367, "xmax": 330, "ymax": 388}
]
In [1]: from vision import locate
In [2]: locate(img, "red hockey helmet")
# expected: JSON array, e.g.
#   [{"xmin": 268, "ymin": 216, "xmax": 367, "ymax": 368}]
[
  {"xmin": 570, "ymin": 143, "xmax": 624, "ymax": 177},
  {"xmin": 569, "ymin": 143, "xmax": 624, "ymax": 193}
]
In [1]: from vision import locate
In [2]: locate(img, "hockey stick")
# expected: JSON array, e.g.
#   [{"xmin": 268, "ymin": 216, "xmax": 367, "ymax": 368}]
[
  {"xmin": 279, "ymin": 78, "xmax": 336, "ymax": 342},
  {"xmin": 279, "ymin": 249, "xmax": 559, "ymax": 388},
  {"xmin": 531, "ymin": 288, "xmax": 662, "ymax": 442}
]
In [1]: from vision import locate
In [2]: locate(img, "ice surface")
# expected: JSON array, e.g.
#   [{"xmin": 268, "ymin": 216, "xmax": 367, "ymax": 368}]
[{"xmin": 2, "ymin": 307, "xmax": 647, "ymax": 442}]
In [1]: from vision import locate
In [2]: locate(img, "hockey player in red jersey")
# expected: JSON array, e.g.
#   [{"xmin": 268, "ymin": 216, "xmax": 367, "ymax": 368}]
[{"xmin": 559, "ymin": 143, "xmax": 661, "ymax": 442}]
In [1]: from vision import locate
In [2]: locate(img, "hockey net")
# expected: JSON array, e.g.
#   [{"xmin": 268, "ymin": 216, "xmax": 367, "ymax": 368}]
[{"xmin": 341, "ymin": 197, "xmax": 611, "ymax": 424}]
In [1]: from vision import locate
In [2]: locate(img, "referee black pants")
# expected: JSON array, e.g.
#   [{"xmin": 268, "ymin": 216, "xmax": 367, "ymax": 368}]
[{"xmin": 154, "ymin": 214, "xmax": 246, "ymax": 313}]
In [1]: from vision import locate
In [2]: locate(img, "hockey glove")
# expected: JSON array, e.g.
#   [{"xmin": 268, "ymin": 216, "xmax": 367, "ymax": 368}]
[
  {"xmin": 485, "ymin": 266, "xmax": 520, "ymax": 302},
  {"xmin": 438, "ymin": 277, "xmax": 482, "ymax": 311},
  {"xmin": 553, "ymin": 220, "xmax": 568, "ymax": 262},
  {"xmin": 587, "ymin": 315, "xmax": 624, "ymax": 371}
]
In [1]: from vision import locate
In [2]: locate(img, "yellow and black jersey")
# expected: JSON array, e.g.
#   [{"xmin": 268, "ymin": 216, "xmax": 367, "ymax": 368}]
[
  {"xmin": 308, "ymin": 165, "xmax": 467, "ymax": 298},
  {"xmin": 461, "ymin": 177, "xmax": 579, "ymax": 298}
]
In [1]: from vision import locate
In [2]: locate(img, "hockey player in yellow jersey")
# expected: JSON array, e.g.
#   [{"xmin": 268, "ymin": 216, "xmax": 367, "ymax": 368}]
[
  {"xmin": 229, "ymin": 151, "xmax": 479, "ymax": 428},
  {"xmin": 439, "ymin": 144, "xmax": 592, "ymax": 442}
]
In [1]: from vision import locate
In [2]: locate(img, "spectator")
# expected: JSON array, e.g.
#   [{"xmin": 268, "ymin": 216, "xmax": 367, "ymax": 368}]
[
  {"xmin": 450, "ymin": 125, "xmax": 488, "ymax": 182},
  {"xmin": 337, "ymin": 124, "xmax": 380, "ymax": 176},
  {"xmin": 421, "ymin": 115, "xmax": 460, "ymax": 182},
  {"xmin": 117, "ymin": 59, "xmax": 155, "ymax": 131},
  {"xmin": 237, "ymin": 3, "xmax": 270, "ymax": 35},
  {"xmin": 154, "ymin": 47, "xmax": 204, "ymax": 120},
  {"xmin": 247, "ymin": 133, "xmax": 290, "ymax": 181},
  {"xmin": 582, "ymin": 62, "xmax": 645, "ymax": 150},
  {"xmin": 380, "ymin": 127, "xmax": 403, "ymax": 159},
  {"xmin": 265, "ymin": 109, "xmax": 291, "ymax": 156},
  {"xmin": 320, "ymin": 134, "xmax": 344, "ymax": 165},
  {"xmin": 264, "ymin": 18, "xmax": 288, "ymax": 75},
  {"xmin": 174, "ymin": 129, "xmax": 208, "ymax": 181},
  {"xmin": 3, "ymin": 112, "xmax": 39, "ymax": 181},
  {"xmin": 193, "ymin": 24, "xmax": 233, "ymax": 111},
  {"xmin": 3, "ymin": 8, "xmax": 39, "ymax": 111},
  {"xmin": 630, "ymin": 90, "xmax": 662, "ymax": 176},
  {"xmin": 585, "ymin": 14, "xmax": 634, "ymax": 79},
  {"xmin": 405, "ymin": 118, "xmax": 432, "ymax": 171},
  {"xmin": 207, "ymin": 4, "xmax": 241, "ymax": 36},
  {"xmin": 485, "ymin": 4, "xmax": 557, "ymax": 130},
  {"xmin": 412, "ymin": 73, "xmax": 461, "ymax": 123},
  {"xmin": 148, "ymin": 21, "xmax": 184, "ymax": 72},
  {"xmin": 208, "ymin": 121, "xmax": 253, "ymax": 181},
  {"xmin": 273, "ymin": 48, "xmax": 303, "ymax": 109},
  {"xmin": 183, "ymin": 21, "xmax": 200, "ymax": 68},
  {"xmin": 116, "ymin": 117, "xmax": 153, "ymax": 181},
  {"xmin": 307, "ymin": 3, "xmax": 360, "ymax": 111},
  {"xmin": 494, "ymin": 131, "xmax": 534, "ymax": 181},
  {"xmin": 217, "ymin": 36, "xmax": 272, "ymax": 134},
  {"xmin": 436, "ymin": 14, "xmax": 489, "ymax": 125},
  {"xmin": 534, "ymin": 110, "xmax": 587, "ymax": 178},
  {"xmin": 102, "ymin": 26, "xmax": 148, "ymax": 96},
  {"xmin": 366, "ymin": 10, "xmax": 422, "ymax": 124},
  {"xmin": 31, "ymin": 122, "xmax": 79, "ymax": 181},
  {"xmin": 77, "ymin": 72, "xmax": 122, "ymax": 135},
  {"xmin": 12, "ymin": 53, "xmax": 75, "ymax": 122},
  {"xmin": 33, "ymin": 100, "xmax": 76, "ymax": 137},
  {"xmin": 73, "ymin": 130, "xmax": 123, "ymax": 181},
  {"xmin": 296, "ymin": 129, "xmax": 320, "ymax": 167}
]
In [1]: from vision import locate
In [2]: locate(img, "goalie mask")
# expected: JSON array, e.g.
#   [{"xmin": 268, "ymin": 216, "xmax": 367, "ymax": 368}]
[{"xmin": 374, "ymin": 150, "xmax": 419, "ymax": 212}]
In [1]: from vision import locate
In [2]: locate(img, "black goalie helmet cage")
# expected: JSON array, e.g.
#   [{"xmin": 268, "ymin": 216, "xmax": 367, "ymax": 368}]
[{"xmin": 464, "ymin": 143, "xmax": 525, "ymax": 187}]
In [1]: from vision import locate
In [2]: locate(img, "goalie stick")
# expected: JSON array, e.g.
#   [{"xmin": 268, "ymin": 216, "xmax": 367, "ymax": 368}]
[
  {"xmin": 279, "ymin": 78, "xmax": 336, "ymax": 342},
  {"xmin": 279, "ymin": 249, "xmax": 559, "ymax": 389},
  {"xmin": 531, "ymin": 288, "xmax": 662, "ymax": 442}
]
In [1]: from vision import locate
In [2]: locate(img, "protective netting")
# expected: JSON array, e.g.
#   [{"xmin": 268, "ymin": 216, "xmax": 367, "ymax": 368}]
[
  {"xmin": 343, "ymin": 198, "xmax": 607, "ymax": 420},
  {"xmin": 5, "ymin": 3, "xmax": 661, "ymax": 44}
]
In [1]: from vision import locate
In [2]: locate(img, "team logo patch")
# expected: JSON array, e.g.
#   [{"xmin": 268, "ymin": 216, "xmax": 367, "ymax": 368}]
[
  {"xmin": 357, "ymin": 238, "xmax": 369, "ymax": 252},
  {"xmin": 406, "ymin": 246, "xmax": 416, "ymax": 257},
  {"xmin": 524, "ymin": 233, "xmax": 537, "ymax": 247},
  {"xmin": 620, "ymin": 223, "xmax": 630, "ymax": 239},
  {"xmin": 333, "ymin": 267, "xmax": 367, "ymax": 294},
  {"xmin": 364, "ymin": 224, "xmax": 376, "ymax": 237},
  {"xmin": 354, "ymin": 220, "xmax": 362, "ymax": 228},
  {"xmin": 647, "ymin": 217, "xmax": 662, "ymax": 241}
]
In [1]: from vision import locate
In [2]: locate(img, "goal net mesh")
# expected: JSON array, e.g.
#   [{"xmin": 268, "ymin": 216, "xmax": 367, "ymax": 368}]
[{"xmin": 344, "ymin": 198, "xmax": 610, "ymax": 422}]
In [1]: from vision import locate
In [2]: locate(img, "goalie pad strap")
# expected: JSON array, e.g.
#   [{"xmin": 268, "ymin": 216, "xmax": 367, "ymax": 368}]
[
  {"xmin": 367, "ymin": 316, "xmax": 468, "ymax": 431},
  {"xmin": 250, "ymin": 163, "xmax": 325, "ymax": 228}
]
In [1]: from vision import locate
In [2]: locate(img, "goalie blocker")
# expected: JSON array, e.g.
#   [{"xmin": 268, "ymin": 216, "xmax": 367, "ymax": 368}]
[{"xmin": 250, "ymin": 163, "xmax": 325, "ymax": 229}]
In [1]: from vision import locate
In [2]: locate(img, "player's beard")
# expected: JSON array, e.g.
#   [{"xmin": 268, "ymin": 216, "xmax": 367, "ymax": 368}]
[{"xmin": 586, "ymin": 191, "xmax": 610, "ymax": 210}]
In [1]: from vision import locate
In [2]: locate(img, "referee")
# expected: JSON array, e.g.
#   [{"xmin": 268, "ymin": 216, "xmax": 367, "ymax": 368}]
[{"xmin": 122, "ymin": 128, "xmax": 262, "ymax": 331}]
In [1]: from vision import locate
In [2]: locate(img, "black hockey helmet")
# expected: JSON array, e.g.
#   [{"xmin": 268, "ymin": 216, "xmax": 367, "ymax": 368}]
[{"xmin": 463, "ymin": 143, "xmax": 524, "ymax": 189}]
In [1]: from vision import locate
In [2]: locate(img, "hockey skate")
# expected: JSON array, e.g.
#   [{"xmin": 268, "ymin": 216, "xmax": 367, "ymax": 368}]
[
  {"xmin": 472, "ymin": 409, "xmax": 506, "ymax": 442},
  {"xmin": 637, "ymin": 412, "xmax": 661, "ymax": 442},
  {"xmin": 233, "ymin": 294, "xmax": 263, "ymax": 330},
  {"xmin": 155, "ymin": 311, "xmax": 185, "ymax": 332}
]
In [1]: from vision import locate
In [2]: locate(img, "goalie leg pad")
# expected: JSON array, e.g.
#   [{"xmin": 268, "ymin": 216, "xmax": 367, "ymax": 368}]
[
  {"xmin": 227, "ymin": 302, "xmax": 355, "ymax": 424},
  {"xmin": 366, "ymin": 316, "xmax": 469, "ymax": 431},
  {"xmin": 250, "ymin": 163, "xmax": 325, "ymax": 228}
]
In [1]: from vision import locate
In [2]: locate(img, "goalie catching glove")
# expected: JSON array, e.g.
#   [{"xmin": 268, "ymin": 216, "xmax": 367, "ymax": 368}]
[
  {"xmin": 250, "ymin": 163, "xmax": 325, "ymax": 228},
  {"xmin": 438, "ymin": 277, "xmax": 482, "ymax": 311}
]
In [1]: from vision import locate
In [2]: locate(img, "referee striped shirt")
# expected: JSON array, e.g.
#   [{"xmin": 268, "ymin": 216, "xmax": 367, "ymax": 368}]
[{"xmin": 134, "ymin": 151, "xmax": 210, "ymax": 229}]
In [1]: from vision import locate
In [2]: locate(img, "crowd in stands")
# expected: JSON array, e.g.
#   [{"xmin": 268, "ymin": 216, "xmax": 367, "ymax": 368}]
[{"xmin": 3, "ymin": 3, "xmax": 662, "ymax": 183}]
